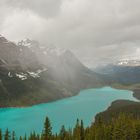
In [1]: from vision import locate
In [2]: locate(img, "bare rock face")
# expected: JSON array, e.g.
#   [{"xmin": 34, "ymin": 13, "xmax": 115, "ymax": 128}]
[
  {"xmin": 0, "ymin": 35, "xmax": 20, "ymax": 65},
  {"xmin": 0, "ymin": 35, "xmax": 41, "ymax": 71}
]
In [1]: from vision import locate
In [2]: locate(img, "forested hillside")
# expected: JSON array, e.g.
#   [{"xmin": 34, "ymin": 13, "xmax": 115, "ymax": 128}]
[{"xmin": 1, "ymin": 113, "xmax": 140, "ymax": 140}]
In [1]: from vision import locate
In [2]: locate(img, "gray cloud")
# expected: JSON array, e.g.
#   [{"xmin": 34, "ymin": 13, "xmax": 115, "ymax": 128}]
[
  {"xmin": 3, "ymin": 0, "xmax": 62, "ymax": 18},
  {"xmin": 0, "ymin": 0, "xmax": 140, "ymax": 67}
]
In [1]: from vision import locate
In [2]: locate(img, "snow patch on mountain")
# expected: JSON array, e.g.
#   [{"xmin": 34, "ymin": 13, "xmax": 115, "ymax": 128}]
[
  {"xmin": 8, "ymin": 72, "xmax": 13, "ymax": 78},
  {"xmin": 7, "ymin": 67, "xmax": 47, "ymax": 80},
  {"xmin": 0, "ymin": 35, "xmax": 10, "ymax": 44},
  {"xmin": 36, "ymin": 68, "xmax": 47, "ymax": 74},
  {"xmin": 27, "ymin": 68, "xmax": 47, "ymax": 78},
  {"xmin": 116, "ymin": 59, "xmax": 140, "ymax": 66},
  {"xmin": 18, "ymin": 39, "xmax": 66, "ymax": 56},
  {"xmin": 18, "ymin": 39, "xmax": 33, "ymax": 48},
  {"xmin": 16, "ymin": 73, "xmax": 27, "ymax": 80},
  {"xmin": 27, "ymin": 71, "xmax": 40, "ymax": 78}
]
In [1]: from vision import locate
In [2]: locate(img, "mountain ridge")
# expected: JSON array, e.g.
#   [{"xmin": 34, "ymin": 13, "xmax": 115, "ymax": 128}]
[{"xmin": 0, "ymin": 35, "xmax": 104, "ymax": 107}]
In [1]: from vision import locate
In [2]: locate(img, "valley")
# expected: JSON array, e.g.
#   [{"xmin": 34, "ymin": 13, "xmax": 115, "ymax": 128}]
[
  {"xmin": 1, "ymin": 1, "xmax": 140, "ymax": 139},
  {"xmin": 0, "ymin": 87, "xmax": 136, "ymax": 137}
]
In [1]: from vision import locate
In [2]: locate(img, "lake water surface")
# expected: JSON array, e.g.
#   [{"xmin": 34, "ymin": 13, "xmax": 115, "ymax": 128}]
[{"xmin": 0, "ymin": 87, "xmax": 137, "ymax": 136}]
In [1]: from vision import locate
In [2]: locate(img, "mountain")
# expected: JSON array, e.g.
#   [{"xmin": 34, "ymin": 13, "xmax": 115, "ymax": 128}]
[
  {"xmin": 0, "ymin": 35, "xmax": 41, "ymax": 71},
  {"xmin": 94, "ymin": 60, "xmax": 140, "ymax": 84},
  {"xmin": 116, "ymin": 59, "xmax": 140, "ymax": 67},
  {"xmin": 0, "ymin": 36, "xmax": 103, "ymax": 107},
  {"xmin": 18, "ymin": 39, "xmax": 104, "ymax": 89}
]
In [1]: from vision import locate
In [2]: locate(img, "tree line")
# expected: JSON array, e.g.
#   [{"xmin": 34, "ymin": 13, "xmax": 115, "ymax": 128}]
[{"xmin": 1, "ymin": 113, "xmax": 140, "ymax": 140}]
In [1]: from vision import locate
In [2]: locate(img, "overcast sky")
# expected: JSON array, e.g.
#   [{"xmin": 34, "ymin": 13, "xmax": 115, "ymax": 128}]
[{"xmin": 0, "ymin": 0, "xmax": 140, "ymax": 67}]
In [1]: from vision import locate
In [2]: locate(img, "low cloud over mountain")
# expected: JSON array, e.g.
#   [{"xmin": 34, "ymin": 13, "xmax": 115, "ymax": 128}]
[{"xmin": 0, "ymin": 0, "xmax": 140, "ymax": 67}]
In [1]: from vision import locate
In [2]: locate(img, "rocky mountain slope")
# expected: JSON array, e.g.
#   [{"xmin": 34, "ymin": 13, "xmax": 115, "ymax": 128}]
[{"xmin": 0, "ymin": 36, "xmax": 104, "ymax": 107}]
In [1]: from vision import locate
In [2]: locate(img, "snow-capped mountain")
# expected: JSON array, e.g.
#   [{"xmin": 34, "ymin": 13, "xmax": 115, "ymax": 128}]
[
  {"xmin": 94, "ymin": 58, "xmax": 140, "ymax": 84},
  {"xmin": 18, "ymin": 38, "xmax": 66, "ymax": 56},
  {"xmin": 0, "ymin": 35, "xmax": 103, "ymax": 107},
  {"xmin": 17, "ymin": 39, "xmax": 68, "ymax": 67},
  {"xmin": 0, "ymin": 35, "xmax": 41, "ymax": 71},
  {"xmin": 17, "ymin": 39, "xmax": 102, "ymax": 85},
  {"xmin": 115, "ymin": 59, "xmax": 140, "ymax": 67}
]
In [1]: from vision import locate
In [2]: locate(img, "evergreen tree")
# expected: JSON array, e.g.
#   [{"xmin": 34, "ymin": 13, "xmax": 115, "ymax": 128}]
[
  {"xmin": 0, "ymin": 130, "xmax": 2, "ymax": 140},
  {"xmin": 59, "ymin": 125, "xmax": 66, "ymax": 140},
  {"xmin": 23, "ymin": 134, "xmax": 27, "ymax": 140},
  {"xmin": 19, "ymin": 136, "xmax": 22, "ymax": 140},
  {"xmin": 42, "ymin": 117, "xmax": 52, "ymax": 140},
  {"xmin": 4, "ymin": 129, "xmax": 10, "ymax": 140},
  {"xmin": 73, "ymin": 119, "xmax": 80, "ymax": 140},
  {"xmin": 36, "ymin": 134, "xmax": 40, "ymax": 140},
  {"xmin": 80, "ymin": 120, "xmax": 84, "ymax": 140},
  {"xmin": 1, "ymin": 113, "xmax": 140, "ymax": 140},
  {"xmin": 12, "ymin": 131, "xmax": 16, "ymax": 140}
]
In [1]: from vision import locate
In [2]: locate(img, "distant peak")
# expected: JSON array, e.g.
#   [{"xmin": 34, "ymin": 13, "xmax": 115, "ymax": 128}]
[
  {"xmin": 0, "ymin": 34, "xmax": 10, "ymax": 44},
  {"xmin": 115, "ymin": 59, "xmax": 140, "ymax": 66},
  {"xmin": 18, "ymin": 39, "xmax": 39, "ymax": 48}
]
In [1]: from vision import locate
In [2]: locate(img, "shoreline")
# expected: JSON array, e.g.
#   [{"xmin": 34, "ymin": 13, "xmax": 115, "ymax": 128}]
[
  {"xmin": 110, "ymin": 84, "xmax": 140, "ymax": 101},
  {"xmin": 94, "ymin": 85, "xmax": 140, "ymax": 122},
  {"xmin": 133, "ymin": 89, "xmax": 140, "ymax": 100},
  {"xmin": 0, "ymin": 86, "xmax": 139, "ymax": 136},
  {"xmin": 0, "ymin": 85, "xmax": 139, "ymax": 108},
  {"xmin": 0, "ymin": 84, "xmax": 105, "ymax": 108},
  {"xmin": 0, "ymin": 85, "xmax": 140, "ymax": 110}
]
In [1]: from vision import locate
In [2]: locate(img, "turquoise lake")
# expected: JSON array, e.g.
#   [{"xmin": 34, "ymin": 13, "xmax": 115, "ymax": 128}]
[{"xmin": 0, "ymin": 87, "xmax": 137, "ymax": 136}]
